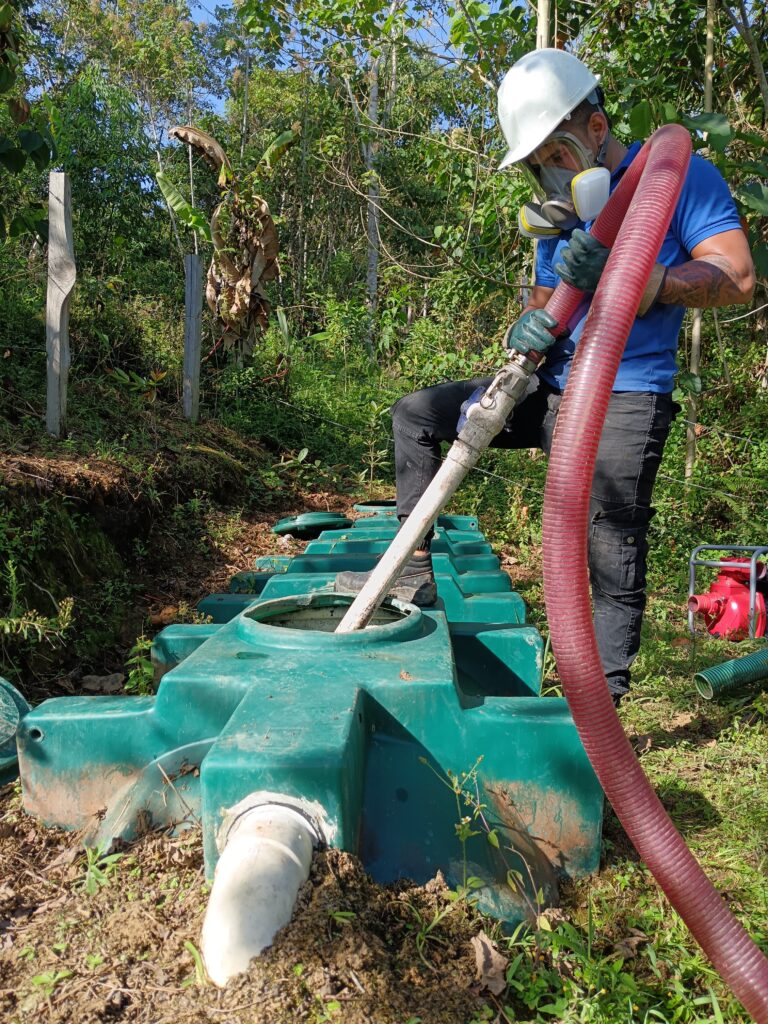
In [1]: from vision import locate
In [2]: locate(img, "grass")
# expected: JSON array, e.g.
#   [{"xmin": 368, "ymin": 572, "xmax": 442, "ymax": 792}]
[
  {"xmin": 471, "ymin": 599, "xmax": 768, "ymax": 1024},
  {"xmin": 2, "ymin": 322, "xmax": 767, "ymax": 1020}
]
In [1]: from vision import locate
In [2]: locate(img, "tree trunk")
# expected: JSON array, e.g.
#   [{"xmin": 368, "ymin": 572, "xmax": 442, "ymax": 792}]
[
  {"xmin": 364, "ymin": 58, "xmax": 382, "ymax": 361},
  {"xmin": 240, "ymin": 47, "xmax": 250, "ymax": 162},
  {"xmin": 685, "ymin": 0, "xmax": 715, "ymax": 481},
  {"xmin": 722, "ymin": 1, "xmax": 768, "ymax": 116}
]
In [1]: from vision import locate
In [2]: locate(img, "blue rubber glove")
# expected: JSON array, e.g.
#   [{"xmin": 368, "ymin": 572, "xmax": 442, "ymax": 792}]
[
  {"xmin": 503, "ymin": 308, "xmax": 560, "ymax": 356},
  {"xmin": 554, "ymin": 228, "xmax": 609, "ymax": 292},
  {"xmin": 456, "ymin": 385, "xmax": 487, "ymax": 433}
]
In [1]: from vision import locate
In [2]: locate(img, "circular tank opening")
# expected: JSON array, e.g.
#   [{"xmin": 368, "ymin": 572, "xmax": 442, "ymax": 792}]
[{"xmin": 248, "ymin": 593, "xmax": 409, "ymax": 633}]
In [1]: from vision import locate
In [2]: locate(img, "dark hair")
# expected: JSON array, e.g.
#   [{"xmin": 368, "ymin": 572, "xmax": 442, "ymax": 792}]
[{"xmin": 568, "ymin": 87, "xmax": 612, "ymax": 131}]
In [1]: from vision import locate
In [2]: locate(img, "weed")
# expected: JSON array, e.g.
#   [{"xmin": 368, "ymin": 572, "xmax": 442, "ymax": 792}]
[
  {"xmin": 76, "ymin": 843, "xmax": 125, "ymax": 896},
  {"xmin": 207, "ymin": 509, "xmax": 245, "ymax": 548},
  {"xmin": 30, "ymin": 969, "xmax": 73, "ymax": 998},
  {"xmin": 357, "ymin": 399, "xmax": 392, "ymax": 497},
  {"xmin": 107, "ymin": 367, "xmax": 168, "ymax": 403},
  {"xmin": 0, "ymin": 560, "xmax": 74, "ymax": 646},
  {"xmin": 124, "ymin": 634, "xmax": 154, "ymax": 695},
  {"xmin": 181, "ymin": 940, "xmax": 208, "ymax": 988},
  {"xmin": 328, "ymin": 909, "xmax": 356, "ymax": 926},
  {"xmin": 292, "ymin": 962, "xmax": 342, "ymax": 1021},
  {"xmin": 404, "ymin": 883, "xmax": 481, "ymax": 971},
  {"xmin": 467, "ymin": 1007, "xmax": 495, "ymax": 1024},
  {"xmin": 170, "ymin": 493, "xmax": 211, "ymax": 553}
]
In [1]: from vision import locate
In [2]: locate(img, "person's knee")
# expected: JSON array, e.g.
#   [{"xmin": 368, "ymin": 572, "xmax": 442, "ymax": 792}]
[
  {"xmin": 391, "ymin": 388, "xmax": 442, "ymax": 437},
  {"xmin": 391, "ymin": 390, "xmax": 420, "ymax": 428}
]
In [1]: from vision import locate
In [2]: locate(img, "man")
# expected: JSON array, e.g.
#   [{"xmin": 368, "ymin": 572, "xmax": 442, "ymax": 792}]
[{"xmin": 336, "ymin": 48, "xmax": 755, "ymax": 705}]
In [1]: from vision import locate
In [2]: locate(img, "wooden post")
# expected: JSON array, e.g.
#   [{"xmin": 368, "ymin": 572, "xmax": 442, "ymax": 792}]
[
  {"xmin": 46, "ymin": 172, "xmax": 76, "ymax": 437},
  {"xmin": 686, "ymin": 0, "xmax": 715, "ymax": 481},
  {"xmin": 536, "ymin": 0, "xmax": 551, "ymax": 50},
  {"xmin": 183, "ymin": 253, "xmax": 203, "ymax": 422}
]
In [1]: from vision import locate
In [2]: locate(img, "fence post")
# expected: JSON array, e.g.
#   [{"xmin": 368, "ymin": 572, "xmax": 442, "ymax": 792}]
[
  {"xmin": 183, "ymin": 253, "xmax": 203, "ymax": 423},
  {"xmin": 46, "ymin": 171, "xmax": 76, "ymax": 437}
]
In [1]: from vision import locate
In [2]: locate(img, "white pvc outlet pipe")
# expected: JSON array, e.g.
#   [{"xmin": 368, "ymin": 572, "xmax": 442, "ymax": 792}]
[
  {"xmin": 335, "ymin": 357, "xmax": 540, "ymax": 633},
  {"xmin": 201, "ymin": 795, "xmax": 326, "ymax": 987}
]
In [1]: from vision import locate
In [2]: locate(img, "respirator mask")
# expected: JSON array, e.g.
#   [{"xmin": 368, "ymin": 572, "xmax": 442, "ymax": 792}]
[{"xmin": 517, "ymin": 131, "xmax": 610, "ymax": 238}]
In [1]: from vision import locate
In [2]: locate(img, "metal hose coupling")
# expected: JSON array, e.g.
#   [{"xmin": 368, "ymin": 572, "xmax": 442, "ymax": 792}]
[{"xmin": 454, "ymin": 353, "xmax": 540, "ymax": 466}]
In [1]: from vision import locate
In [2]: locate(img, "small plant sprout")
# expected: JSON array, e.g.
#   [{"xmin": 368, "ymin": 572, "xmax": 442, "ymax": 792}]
[
  {"xmin": 328, "ymin": 909, "xmax": 356, "ymax": 925},
  {"xmin": 30, "ymin": 969, "xmax": 73, "ymax": 999},
  {"xmin": 182, "ymin": 940, "xmax": 208, "ymax": 988},
  {"xmin": 76, "ymin": 842, "xmax": 125, "ymax": 896}
]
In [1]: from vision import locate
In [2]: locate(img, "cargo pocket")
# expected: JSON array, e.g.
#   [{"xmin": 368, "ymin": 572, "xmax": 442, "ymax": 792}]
[{"xmin": 589, "ymin": 512, "xmax": 648, "ymax": 598}]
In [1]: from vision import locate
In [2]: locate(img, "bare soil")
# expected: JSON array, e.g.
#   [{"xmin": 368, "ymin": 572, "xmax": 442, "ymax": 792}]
[
  {"xmin": 0, "ymin": 790, "xmax": 490, "ymax": 1024},
  {"xmin": 1, "ymin": 484, "xmax": 497, "ymax": 1023}
]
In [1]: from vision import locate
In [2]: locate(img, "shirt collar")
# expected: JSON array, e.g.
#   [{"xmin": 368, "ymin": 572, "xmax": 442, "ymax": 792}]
[{"xmin": 611, "ymin": 140, "xmax": 643, "ymax": 182}]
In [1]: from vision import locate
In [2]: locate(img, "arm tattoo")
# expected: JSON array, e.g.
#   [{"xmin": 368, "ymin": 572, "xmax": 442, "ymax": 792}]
[{"xmin": 660, "ymin": 256, "xmax": 745, "ymax": 309}]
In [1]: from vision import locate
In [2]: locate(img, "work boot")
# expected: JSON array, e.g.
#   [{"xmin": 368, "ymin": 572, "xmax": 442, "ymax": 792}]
[{"xmin": 334, "ymin": 552, "xmax": 437, "ymax": 607}]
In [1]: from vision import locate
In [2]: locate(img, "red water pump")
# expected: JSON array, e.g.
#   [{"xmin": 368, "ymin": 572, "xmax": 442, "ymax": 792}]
[{"xmin": 688, "ymin": 559, "xmax": 767, "ymax": 641}]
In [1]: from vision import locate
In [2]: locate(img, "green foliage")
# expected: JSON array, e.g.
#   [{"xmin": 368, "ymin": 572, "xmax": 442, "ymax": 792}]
[
  {"xmin": 0, "ymin": 560, "xmax": 73, "ymax": 643},
  {"xmin": 0, "ymin": 1, "xmax": 55, "ymax": 239},
  {"xmin": 155, "ymin": 171, "xmax": 212, "ymax": 243},
  {"xmin": 108, "ymin": 367, "xmax": 168, "ymax": 404},
  {"xmin": 75, "ymin": 843, "xmax": 126, "ymax": 896},
  {"xmin": 182, "ymin": 940, "xmax": 208, "ymax": 988},
  {"xmin": 29, "ymin": 969, "xmax": 73, "ymax": 999},
  {"xmin": 124, "ymin": 635, "xmax": 154, "ymax": 695}
]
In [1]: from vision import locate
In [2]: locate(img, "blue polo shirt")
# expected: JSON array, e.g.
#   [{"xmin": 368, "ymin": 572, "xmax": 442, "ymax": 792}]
[{"xmin": 535, "ymin": 141, "xmax": 742, "ymax": 392}]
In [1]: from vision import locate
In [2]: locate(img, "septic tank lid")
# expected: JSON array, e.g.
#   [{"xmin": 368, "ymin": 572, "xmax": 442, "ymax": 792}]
[{"xmin": 271, "ymin": 512, "xmax": 353, "ymax": 539}]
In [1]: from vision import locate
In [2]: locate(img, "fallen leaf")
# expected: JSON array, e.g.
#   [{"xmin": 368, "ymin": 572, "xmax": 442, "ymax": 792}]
[
  {"xmin": 614, "ymin": 927, "xmax": 648, "ymax": 960},
  {"xmin": 470, "ymin": 929, "xmax": 508, "ymax": 995},
  {"xmin": 670, "ymin": 637, "xmax": 691, "ymax": 647},
  {"xmin": 45, "ymin": 846, "xmax": 81, "ymax": 872},
  {"xmin": 149, "ymin": 605, "xmax": 178, "ymax": 626}
]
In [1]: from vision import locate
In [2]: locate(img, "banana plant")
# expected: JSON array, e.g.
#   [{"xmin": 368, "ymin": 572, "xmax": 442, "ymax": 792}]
[{"xmin": 158, "ymin": 125, "xmax": 299, "ymax": 357}]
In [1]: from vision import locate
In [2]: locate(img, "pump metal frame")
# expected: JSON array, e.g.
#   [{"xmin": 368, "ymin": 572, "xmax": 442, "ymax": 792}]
[{"xmin": 688, "ymin": 545, "xmax": 768, "ymax": 639}]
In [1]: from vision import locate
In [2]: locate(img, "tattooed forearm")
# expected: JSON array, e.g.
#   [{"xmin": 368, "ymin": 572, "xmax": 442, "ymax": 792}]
[{"xmin": 660, "ymin": 256, "xmax": 750, "ymax": 308}]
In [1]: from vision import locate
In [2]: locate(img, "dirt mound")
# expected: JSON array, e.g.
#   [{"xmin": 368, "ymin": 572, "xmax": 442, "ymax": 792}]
[{"xmin": 0, "ymin": 784, "xmax": 488, "ymax": 1024}]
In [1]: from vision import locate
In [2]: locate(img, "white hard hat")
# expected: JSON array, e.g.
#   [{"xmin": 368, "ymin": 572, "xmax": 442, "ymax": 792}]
[{"xmin": 497, "ymin": 49, "xmax": 601, "ymax": 169}]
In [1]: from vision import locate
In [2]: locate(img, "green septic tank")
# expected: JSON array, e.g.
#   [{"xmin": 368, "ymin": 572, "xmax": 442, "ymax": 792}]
[{"xmin": 16, "ymin": 505, "xmax": 603, "ymax": 922}]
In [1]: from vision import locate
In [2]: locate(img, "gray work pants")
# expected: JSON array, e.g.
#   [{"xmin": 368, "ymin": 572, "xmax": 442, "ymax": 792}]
[{"xmin": 391, "ymin": 376, "xmax": 677, "ymax": 699}]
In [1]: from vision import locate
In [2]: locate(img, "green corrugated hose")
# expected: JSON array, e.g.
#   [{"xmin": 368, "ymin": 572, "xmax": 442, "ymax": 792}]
[{"xmin": 694, "ymin": 647, "xmax": 768, "ymax": 700}]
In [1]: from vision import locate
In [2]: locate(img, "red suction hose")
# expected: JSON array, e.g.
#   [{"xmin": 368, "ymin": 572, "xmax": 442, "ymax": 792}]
[{"xmin": 541, "ymin": 124, "xmax": 768, "ymax": 1021}]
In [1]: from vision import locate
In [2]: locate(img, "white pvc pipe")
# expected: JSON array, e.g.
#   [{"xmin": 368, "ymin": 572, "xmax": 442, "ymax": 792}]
[
  {"xmin": 335, "ymin": 356, "xmax": 540, "ymax": 633},
  {"xmin": 201, "ymin": 799, "xmax": 324, "ymax": 986}
]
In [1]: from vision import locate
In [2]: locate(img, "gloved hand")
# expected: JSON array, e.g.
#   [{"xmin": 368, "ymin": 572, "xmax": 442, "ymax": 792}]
[
  {"xmin": 503, "ymin": 308, "xmax": 560, "ymax": 356},
  {"xmin": 554, "ymin": 228, "xmax": 610, "ymax": 292}
]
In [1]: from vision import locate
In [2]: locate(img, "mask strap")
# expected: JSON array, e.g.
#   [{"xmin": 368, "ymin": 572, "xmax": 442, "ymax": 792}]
[{"xmin": 595, "ymin": 130, "xmax": 608, "ymax": 168}]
